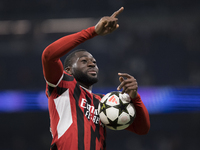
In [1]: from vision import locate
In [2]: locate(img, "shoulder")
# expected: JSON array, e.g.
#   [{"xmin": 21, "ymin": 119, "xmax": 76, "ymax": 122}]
[
  {"xmin": 62, "ymin": 71, "xmax": 74, "ymax": 82},
  {"xmin": 46, "ymin": 71, "xmax": 74, "ymax": 88},
  {"xmin": 46, "ymin": 72, "xmax": 77, "ymax": 97}
]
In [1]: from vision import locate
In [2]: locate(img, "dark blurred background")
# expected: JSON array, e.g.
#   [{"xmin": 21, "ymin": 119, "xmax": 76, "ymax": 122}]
[{"xmin": 0, "ymin": 0, "xmax": 200, "ymax": 149}]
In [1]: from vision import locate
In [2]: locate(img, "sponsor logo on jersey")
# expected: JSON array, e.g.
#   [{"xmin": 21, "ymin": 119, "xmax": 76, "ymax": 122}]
[{"xmin": 80, "ymin": 98, "xmax": 100, "ymax": 124}]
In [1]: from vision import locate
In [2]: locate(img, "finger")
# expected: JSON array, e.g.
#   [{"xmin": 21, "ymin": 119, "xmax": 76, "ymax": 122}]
[
  {"xmin": 117, "ymin": 76, "xmax": 129, "ymax": 90},
  {"xmin": 117, "ymin": 78, "xmax": 136, "ymax": 91},
  {"xmin": 121, "ymin": 86, "xmax": 137, "ymax": 94},
  {"xmin": 109, "ymin": 25, "xmax": 119, "ymax": 33},
  {"xmin": 121, "ymin": 84, "xmax": 138, "ymax": 94},
  {"xmin": 117, "ymin": 77, "xmax": 124, "ymax": 90},
  {"xmin": 121, "ymin": 81, "xmax": 137, "ymax": 91},
  {"xmin": 104, "ymin": 19, "xmax": 118, "ymax": 28},
  {"xmin": 121, "ymin": 88, "xmax": 135, "ymax": 95},
  {"xmin": 118, "ymin": 72, "xmax": 132, "ymax": 79},
  {"xmin": 104, "ymin": 22, "xmax": 118, "ymax": 32},
  {"xmin": 119, "ymin": 76, "xmax": 124, "ymax": 82},
  {"xmin": 117, "ymin": 77, "xmax": 137, "ymax": 90},
  {"xmin": 111, "ymin": 7, "xmax": 124, "ymax": 18}
]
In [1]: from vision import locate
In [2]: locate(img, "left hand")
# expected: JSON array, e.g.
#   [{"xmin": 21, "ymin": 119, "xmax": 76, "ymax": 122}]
[{"xmin": 117, "ymin": 73, "xmax": 138, "ymax": 99}]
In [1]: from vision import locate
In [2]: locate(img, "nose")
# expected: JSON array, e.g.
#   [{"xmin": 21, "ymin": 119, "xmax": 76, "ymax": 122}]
[{"xmin": 88, "ymin": 60, "xmax": 95, "ymax": 67}]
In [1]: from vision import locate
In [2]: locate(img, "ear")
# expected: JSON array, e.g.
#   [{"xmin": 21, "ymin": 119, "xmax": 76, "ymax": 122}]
[{"xmin": 65, "ymin": 66, "xmax": 73, "ymax": 75}]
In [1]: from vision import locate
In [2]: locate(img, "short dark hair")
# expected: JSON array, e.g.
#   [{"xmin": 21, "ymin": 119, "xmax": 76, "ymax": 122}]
[{"xmin": 64, "ymin": 49, "xmax": 87, "ymax": 69}]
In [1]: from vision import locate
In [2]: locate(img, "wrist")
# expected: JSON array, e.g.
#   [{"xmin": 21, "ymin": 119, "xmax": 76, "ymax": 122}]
[
  {"xmin": 130, "ymin": 93, "xmax": 141, "ymax": 103},
  {"xmin": 91, "ymin": 25, "xmax": 98, "ymax": 36}
]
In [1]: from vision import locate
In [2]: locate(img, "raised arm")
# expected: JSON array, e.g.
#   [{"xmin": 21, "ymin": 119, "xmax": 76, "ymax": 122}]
[{"xmin": 42, "ymin": 7, "xmax": 124, "ymax": 85}]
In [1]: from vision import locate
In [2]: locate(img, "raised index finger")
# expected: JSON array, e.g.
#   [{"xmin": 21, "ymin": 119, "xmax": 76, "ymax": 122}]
[{"xmin": 110, "ymin": 7, "xmax": 124, "ymax": 18}]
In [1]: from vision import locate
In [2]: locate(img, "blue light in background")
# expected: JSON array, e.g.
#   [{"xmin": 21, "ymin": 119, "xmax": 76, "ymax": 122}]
[
  {"xmin": 137, "ymin": 87, "xmax": 173, "ymax": 114},
  {"xmin": 0, "ymin": 91, "xmax": 25, "ymax": 112},
  {"xmin": 0, "ymin": 87, "xmax": 200, "ymax": 113},
  {"xmin": 0, "ymin": 91, "xmax": 48, "ymax": 112}
]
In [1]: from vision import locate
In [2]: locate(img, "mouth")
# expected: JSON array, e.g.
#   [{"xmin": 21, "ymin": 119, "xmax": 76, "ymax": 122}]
[{"xmin": 87, "ymin": 69, "xmax": 97, "ymax": 76}]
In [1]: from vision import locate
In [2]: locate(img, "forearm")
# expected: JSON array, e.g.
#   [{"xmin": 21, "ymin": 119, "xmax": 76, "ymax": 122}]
[
  {"xmin": 42, "ymin": 26, "xmax": 97, "ymax": 61},
  {"xmin": 126, "ymin": 93, "xmax": 150, "ymax": 135}
]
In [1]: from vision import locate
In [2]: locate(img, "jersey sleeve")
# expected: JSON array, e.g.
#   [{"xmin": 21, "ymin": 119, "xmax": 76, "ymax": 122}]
[
  {"xmin": 42, "ymin": 26, "xmax": 98, "ymax": 86},
  {"xmin": 125, "ymin": 93, "xmax": 150, "ymax": 135}
]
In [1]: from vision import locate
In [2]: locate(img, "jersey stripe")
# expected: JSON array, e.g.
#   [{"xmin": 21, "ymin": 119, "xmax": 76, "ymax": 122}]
[
  {"xmin": 54, "ymin": 89, "xmax": 73, "ymax": 139},
  {"xmin": 90, "ymin": 94, "xmax": 101, "ymax": 150},
  {"xmin": 73, "ymin": 83, "xmax": 85, "ymax": 150}
]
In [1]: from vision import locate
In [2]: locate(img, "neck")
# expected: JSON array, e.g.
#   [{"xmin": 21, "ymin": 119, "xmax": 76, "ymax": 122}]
[{"xmin": 77, "ymin": 82, "xmax": 93, "ymax": 91}]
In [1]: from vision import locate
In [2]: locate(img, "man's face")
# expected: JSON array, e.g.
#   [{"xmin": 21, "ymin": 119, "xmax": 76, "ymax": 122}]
[{"xmin": 71, "ymin": 51, "xmax": 99, "ymax": 87}]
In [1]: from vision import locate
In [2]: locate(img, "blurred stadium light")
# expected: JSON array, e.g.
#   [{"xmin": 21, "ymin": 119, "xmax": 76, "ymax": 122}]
[
  {"xmin": 0, "ymin": 20, "xmax": 31, "ymax": 35},
  {"xmin": 0, "ymin": 18, "xmax": 97, "ymax": 35},
  {"xmin": 41, "ymin": 18, "xmax": 97, "ymax": 33},
  {"xmin": 0, "ymin": 87, "xmax": 200, "ymax": 114}
]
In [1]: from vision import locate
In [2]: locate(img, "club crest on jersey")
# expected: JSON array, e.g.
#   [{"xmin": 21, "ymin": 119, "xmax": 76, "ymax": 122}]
[{"xmin": 80, "ymin": 98, "xmax": 100, "ymax": 125}]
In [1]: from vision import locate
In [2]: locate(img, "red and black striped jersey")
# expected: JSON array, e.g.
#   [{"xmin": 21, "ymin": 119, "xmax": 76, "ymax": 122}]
[
  {"xmin": 46, "ymin": 71, "xmax": 106, "ymax": 150},
  {"xmin": 42, "ymin": 26, "xmax": 150, "ymax": 150}
]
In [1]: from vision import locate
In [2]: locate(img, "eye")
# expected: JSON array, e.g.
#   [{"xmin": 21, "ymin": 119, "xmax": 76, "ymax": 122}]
[{"xmin": 81, "ymin": 59, "xmax": 87, "ymax": 63}]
